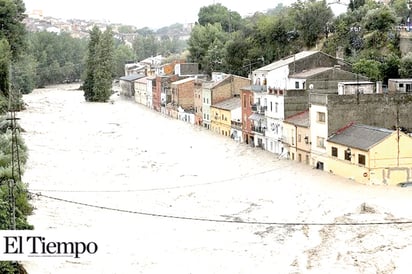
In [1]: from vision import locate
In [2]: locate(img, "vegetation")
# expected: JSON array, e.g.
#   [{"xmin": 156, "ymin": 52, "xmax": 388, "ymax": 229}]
[
  {"xmin": 83, "ymin": 26, "xmax": 115, "ymax": 102},
  {"xmin": 186, "ymin": 0, "xmax": 408, "ymax": 83}
]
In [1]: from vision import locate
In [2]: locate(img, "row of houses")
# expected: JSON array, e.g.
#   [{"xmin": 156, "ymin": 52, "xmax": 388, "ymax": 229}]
[{"xmin": 119, "ymin": 50, "xmax": 412, "ymax": 186}]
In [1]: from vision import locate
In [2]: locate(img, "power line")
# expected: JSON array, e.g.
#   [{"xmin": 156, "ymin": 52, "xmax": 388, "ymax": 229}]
[{"xmin": 32, "ymin": 192, "xmax": 412, "ymax": 227}]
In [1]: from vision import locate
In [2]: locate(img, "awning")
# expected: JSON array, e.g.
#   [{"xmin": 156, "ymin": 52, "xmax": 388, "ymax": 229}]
[{"xmin": 249, "ymin": 113, "xmax": 264, "ymax": 121}]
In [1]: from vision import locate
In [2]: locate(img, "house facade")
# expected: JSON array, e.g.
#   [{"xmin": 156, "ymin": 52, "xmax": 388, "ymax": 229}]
[
  {"xmin": 210, "ymin": 97, "xmax": 241, "ymax": 138},
  {"xmin": 283, "ymin": 110, "xmax": 311, "ymax": 164},
  {"xmin": 119, "ymin": 74, "xmax": 145, "ymax": 97},
  {"xmin": 134, "ymin": 76, "xmax": 148, "ymax": 105},
  {"xmin": 247, "ymin": 51, "xmax": 349, "ymax": 155},
  {"xmin": 326, "ymin": 124, "xmax": 412, "ymax": 185},
  {"xmin": 194, "ymin": 79, "xmax": 205, "ymax": 126},
  {"xmin": 241, "ymin": 87, "xmax": 254, "ymax": 146},
  {"xmin": 166, "ymin": 77, "xmax": 195, "ymax": 119},
  {"xmin": 202, "ymin": 75, "xmax": 250, "ymax": 129}
]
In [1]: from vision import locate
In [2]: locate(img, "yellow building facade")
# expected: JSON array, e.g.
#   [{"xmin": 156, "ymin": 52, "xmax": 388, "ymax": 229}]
[
  {"xmin": 210, "ymin": 106, "xmax": 231, "ymax": 137},
  {"xmin": 325, "ymin": 124, "xmax": 412, "ymax": 185},
  {"xmin": 210, "ymin": 97, "xmax": 241, "ymax": 137}
]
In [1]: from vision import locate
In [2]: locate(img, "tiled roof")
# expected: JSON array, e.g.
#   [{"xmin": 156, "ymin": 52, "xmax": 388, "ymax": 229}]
[
  {"xmin": 284, "ymin": 110, "xmax": 309, "ymax": 127},
  {"xmin": 212, "ymin": 97, "xmax": 241, "ymax": 110},
  {"xmin": 327, "ymin": 124, "xmax": 394, "ymax": 151}
]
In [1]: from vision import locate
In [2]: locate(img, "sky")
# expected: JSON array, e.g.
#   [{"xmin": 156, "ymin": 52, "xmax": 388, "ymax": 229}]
[{"xmin": 23, "ymin": 0, "xmax": 295, "ymax": 29}]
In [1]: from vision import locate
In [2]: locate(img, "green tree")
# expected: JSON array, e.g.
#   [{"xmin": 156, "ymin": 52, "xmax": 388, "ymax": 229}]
[
  {"xmin": 92, "ymin": 27, "xmax": 115, "ymax": 102},
  {"xmin": 187, "ymin": 23, "xmax": 227, "ymax": 74},
  {"xmin": 83, "ymin": 26, "xmax": 101, "ymax": 101},
  {"xmin": 363, "ymin": 5, "xmax": 397, "ymax": 32},
  {"xmin": 399, "ymin": 52, "xmax": 412, "ymax": 78},
  {"xmin": 291, "ymin": 0, "xmax": 333, "ymax": 48},
  {"xmin": 0, "ymin": 0, "xmax": 26, "ymax": 59},
  {"xmin": 198, "ymin": 3, "xmax": 242, "ymax": 32},
  {"xmin": 12, "ymin": 53, "xmax": 37, "ymax": 94},
  {"xmin": 353, "ymin": 58, "xmax": 382, "ymax": 81},
  {"xmin": 114, "ymin": 44, "xmax": 134, "ymax": 78}
]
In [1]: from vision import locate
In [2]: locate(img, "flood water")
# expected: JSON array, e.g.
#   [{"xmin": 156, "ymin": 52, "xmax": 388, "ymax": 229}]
[{"xmin": 19, "ymin": 84, "xmax": 412, "ymax": 273}]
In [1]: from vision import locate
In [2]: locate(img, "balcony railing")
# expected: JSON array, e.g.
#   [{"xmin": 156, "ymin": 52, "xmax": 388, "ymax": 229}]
[
  {"xmin": 251, "ymin": 104, "xmax": 267, "ymax": 114},
  {"xmin": 252, "ymin": 126, "xmax": 265, "ymax": 134},
  {"xmin": 231, "ymin": 121, "xmax": 242, "ymax": 129}
]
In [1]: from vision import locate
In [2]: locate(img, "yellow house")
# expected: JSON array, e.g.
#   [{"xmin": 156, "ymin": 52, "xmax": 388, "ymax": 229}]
[
  {"xmin": 284, "ymin": 110, "xmax": 311, "ymax": 164},
  {"xmin": 326, "ymin": 123, "xmax": 412, "ymax": 185},
  {"xmin": 210, "ymin": 97, "xmax": 241, "ymax": 137}
]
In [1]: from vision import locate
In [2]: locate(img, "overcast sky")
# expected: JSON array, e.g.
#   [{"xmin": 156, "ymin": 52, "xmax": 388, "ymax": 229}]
[{"xmin": 23, "ymin": 0, "xmax": 295, "ymax": 29}]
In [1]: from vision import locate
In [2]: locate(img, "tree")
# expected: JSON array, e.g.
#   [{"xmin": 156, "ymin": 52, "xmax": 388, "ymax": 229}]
[
  {"xmin": 114, "ymin": 44, "xmax": 135, "ymax": 78},
  {"xmin": 92, "ymin": 27, "xmax": 115, "ymax": 102},
  {"xmin": 363, "ymin": 5, "xmax": 397, "ymax": 32},
  {"xmin": 198, "ymin": 3, "xmax": 242, "ymax": 32},
  {"xmin": 291, "ymin": 0, "xmax": 333, "ymax": 48},
  {"xmin": 0, "ymin": 0, "xmax": 27, "ymax": 59},
  {"xmin": 187, "ymin": 23, "xmax": 227, "ymax": 74},
  {"xmin": 83, "ymin": 27, "xmax": 115, "ymax": 102},
  {"xmin": 353, "ymin": 58, "xmax": 382, "ymax": 81},
  {"xmin": 399, "ymin": 52, "xmax": 412, "ymax": 78},
  {"xmin": 83, "ymin": 26, "xmax": 101, "ymax": 101}
]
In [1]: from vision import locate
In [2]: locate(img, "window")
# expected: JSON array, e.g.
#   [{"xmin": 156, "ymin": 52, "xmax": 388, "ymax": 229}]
[
  {"xmin": 243, "ymin": 95, "xmax": 246, "ymax": 108},
  {"xmin": 298, "ymin": 134, "xmax": 301, "ymax": 143},
  {"xmin": 316, "ymin": 137, "xmax": 325, "ymax": 148},
  {"xmin": 331, "ymin": 147, "xmax": 338, "ymax": 157},
  {"xmin": 399, "ymin": 83, "xmax": 404, "ymax": 88},
  {"xmin": 291, "ymin": 153, "xmax": 295, "ymax": 160},
  {"xmin": 317, "ymin": 112, "xmax": 325, "ymax": 123},
  {"xmin": 358, "ymin": 154, "xmax": 366, "ymax": 165},
  {"xmin": 275, "ymin": 102, "xmax": 278, "ymax": 113},
  {"xmin": 298, "ymin": 154, "xmax": 302, "ymax": 162},
  {"xmin": 344, "ymin": 148, "xmax": 351, "ymax": 161},
  {"xmin": 270, "ymin": 102, "xmax": 273, "ymax": 111}
]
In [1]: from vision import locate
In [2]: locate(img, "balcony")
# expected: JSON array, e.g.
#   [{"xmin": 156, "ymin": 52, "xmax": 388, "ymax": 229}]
[
  {"xmin": 231, "ymin": 120, "xmax": 242, "ymax": 129},
  {"xmin": 251, "ymin": 104, "xmax": 267, "ymax": 114},
  {"xmin": 252, "ymin": 126, "xmax": 265, "ymax": 135}
]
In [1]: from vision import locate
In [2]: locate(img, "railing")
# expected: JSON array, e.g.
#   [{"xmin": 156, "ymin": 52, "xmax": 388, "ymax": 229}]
[{"xmin": 252, "ymin": 126, "xmax": 265, "ymax": 134}]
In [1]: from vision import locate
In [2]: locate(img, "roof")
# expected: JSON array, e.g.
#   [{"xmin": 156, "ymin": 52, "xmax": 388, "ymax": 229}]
[
  {"xmin": 284, "ymin": 110, "xmax": 309, "ymax": 127},
  {"xmin": 120, "ymin": 74, "xmax": 145, "ymax": 82},
  {"xmin": 388, "ymin": 78, "xmax": 412, "ymax": 83},
  {"xmin": 212, "ymin": 97, "xmax": 241, "ymax": 110},
  {"xmin": 289, "ymin": 67, "xmax": 333, "ymax": 79},
  {"xmin": 249, "ymin": 113, "xmax": 265, "ymax": 121},
  {"xmin": 172, "ymin": 77, "xmax": 195, "ymax": 85},
  {"xmin": 256, "ymin": 51, "xmax": 320, "ymax": 72},
  {"xmin": 327, "ymin": 124, "xmax": 394, "ymax": 151}
]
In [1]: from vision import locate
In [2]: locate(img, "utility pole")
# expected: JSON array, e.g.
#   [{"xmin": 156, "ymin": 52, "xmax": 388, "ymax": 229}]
[{"xmin": 6, "ymin": 63, "xmax": 21, "ymax": 230}]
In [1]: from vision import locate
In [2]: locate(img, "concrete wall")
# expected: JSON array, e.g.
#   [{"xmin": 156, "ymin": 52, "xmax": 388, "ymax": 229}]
[
  {"xmin": 284, "ymin": 90, "xmax": 309, "ymax": 119},
  {"xmin": 326, "ymin": 93, "xmax": 412, "ymax": 135}
]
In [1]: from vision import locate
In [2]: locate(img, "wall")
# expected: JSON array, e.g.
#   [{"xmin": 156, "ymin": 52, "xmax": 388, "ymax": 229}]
[
  {"xmin": 326, "ymin": 132, "xmax": 412, "ymax": 185},
  {"xmin": 284, "ymin": 90, "xmax": 309, "ymax": 119},
  {"xmin": 327, "ymin": 93, "xmax": 412, "ymax": 135},
  {"xmin": 172, "ymin": 79, "xmax": 195, "ymax": 109}
]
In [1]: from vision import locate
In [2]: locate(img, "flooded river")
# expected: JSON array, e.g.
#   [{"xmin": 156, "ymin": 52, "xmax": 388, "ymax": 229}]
[{"xmin": 19, "ymin": 84, "xmax": 412, "ymax": 273}]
